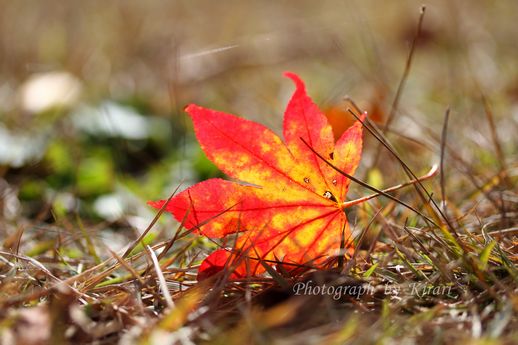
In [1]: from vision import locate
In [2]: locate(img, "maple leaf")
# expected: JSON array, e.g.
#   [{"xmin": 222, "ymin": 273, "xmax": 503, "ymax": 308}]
[{"xmin": 149, "ymin": 72, "xmax": 364, "ymax": 280}]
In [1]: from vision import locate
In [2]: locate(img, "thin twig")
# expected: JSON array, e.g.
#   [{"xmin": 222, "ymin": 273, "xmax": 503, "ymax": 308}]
[
  {"xmin": 371, "ymin": 5, "xmax": 426, "ymax": 167},
  {"xmin": 440, "ymin": 108, "xmax": 450, "ymax": 217},
  {"xmin": 342, "ymin": 164, "xmax": 439, "ymax": 208}
]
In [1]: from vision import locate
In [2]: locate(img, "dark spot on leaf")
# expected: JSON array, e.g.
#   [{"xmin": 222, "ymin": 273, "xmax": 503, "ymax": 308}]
[{"xmin": 323, "ymin": 191, "xmax": 337, "ymax": 202}]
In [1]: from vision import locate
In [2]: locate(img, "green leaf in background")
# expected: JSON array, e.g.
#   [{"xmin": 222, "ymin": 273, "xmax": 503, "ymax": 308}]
[
  {"xmin": 479, "ymin": 240, "xmax": 496, "ymax": 271},
  {"xmin": 45, "ymin": 140, "xmax": 73, "ymax": 175},
  {"xmin": 18, "ymin": 180, "xmax": 45, "ymax": 200},
  {"xmin": 77, "ymin": 149, "xmax": 114, "ymax": 196},
  {"xmin": 26, "ymin": 240, "xmax": 55, "ymax": 257},
  {"xmin": 367, "ymin": 168, "xmax": 384, "ymax": 190},
  {"xmin": 363, "ymin": 262, "xmax": 379, "ymax": 278},
  {"xmin": 193, "ymin": 146, "xmax": 222, "ymax": 181},
  {"xmin": 128, "ymin": 232, "xmax": 158, "ymax": 257}
]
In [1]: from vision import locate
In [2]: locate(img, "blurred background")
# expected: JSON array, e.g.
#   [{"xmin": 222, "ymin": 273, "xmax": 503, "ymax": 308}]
[{"xmin": 1, "ymin": 0, "xmax": 517, "ymax": 252}]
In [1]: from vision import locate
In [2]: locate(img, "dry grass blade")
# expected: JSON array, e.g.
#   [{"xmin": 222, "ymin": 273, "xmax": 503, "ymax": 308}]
[
  {"xmin": 146, "ymin": 245, "xmax": 175, "ymax": 309},
  {"xmin": 106, "ymin": 247, "xmax": 146, "ymax": 286},
  {"xmin": 123, "ymin": 185, "xmax": 182, "ymax": 259}
]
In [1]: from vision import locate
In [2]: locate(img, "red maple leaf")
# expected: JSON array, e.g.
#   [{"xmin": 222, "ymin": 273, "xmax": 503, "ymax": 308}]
[{"xmin": 149, "ymin": 72, "xmax": 364, "ymax": 280}]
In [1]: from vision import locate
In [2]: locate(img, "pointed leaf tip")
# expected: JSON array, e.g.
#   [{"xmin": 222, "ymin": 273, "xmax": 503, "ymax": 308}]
[
  {"xmin": 147, "ymin": 199, "xmax": 166, "ymax": 209},
  {"xmin": 184, "ymin": 103, "xmax": 200, "ymax": 115},
  {"xmin": 283, "ymin": 72, "xmax": 305, "ymax": 91}
]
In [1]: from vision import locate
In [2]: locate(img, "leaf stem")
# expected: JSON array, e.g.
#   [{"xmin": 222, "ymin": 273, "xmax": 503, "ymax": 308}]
[{"xmin": 342, "ymin": 164, "xmax": 439, "ymax": 208}]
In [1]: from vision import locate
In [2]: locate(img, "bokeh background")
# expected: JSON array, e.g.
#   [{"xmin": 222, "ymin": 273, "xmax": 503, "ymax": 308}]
[{"xmin": 1, "ymin": 0, "xmax": 517, "ymax": 252}]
